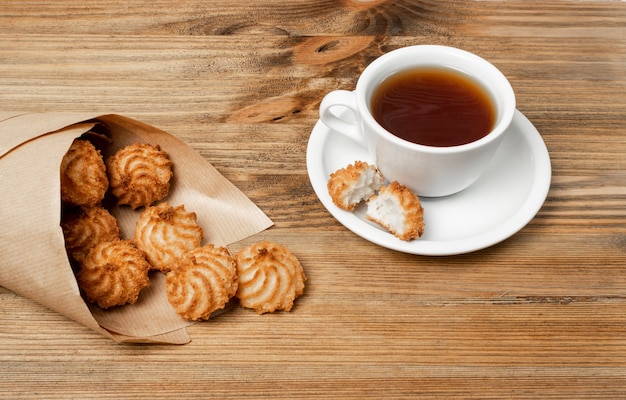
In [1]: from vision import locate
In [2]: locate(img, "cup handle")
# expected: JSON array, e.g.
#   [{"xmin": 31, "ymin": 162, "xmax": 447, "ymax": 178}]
[{"xmin": 319, "ymin": 90, "xmax": 367, "ymax": 148}]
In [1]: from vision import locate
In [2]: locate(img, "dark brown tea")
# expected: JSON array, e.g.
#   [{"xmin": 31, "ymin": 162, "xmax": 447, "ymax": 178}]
[{"xmin": 371, "ymin": 67, "xmax": 496, "ymax": 147}]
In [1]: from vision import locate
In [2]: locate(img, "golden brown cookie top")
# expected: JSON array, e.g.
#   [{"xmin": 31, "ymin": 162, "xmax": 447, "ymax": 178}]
[
  {"xmin": 235, "ymin": 240, "xmax": 306, "ymax": 314},
  {"xmin": 165, "ymin": 244, "xmax": 238, "ymax": 321},
  {"xmin": 327, "ymin": 161, "xmax": 384, "ymax": 211},
  {"xmin": 77, "ymin": 239, "xmax": 151, "ymax": 309},
  {"xmin": 106, "ymin": 142, "xmax": 173, "ymax": 209},
  {"xmin": 60, "ymin": 139, "xmax": 108, "ymax": 207},
  {"xmin": 133, "ymin": 202, "xmax": 204, "ymax": 272},
  {"xmin": 61, "ymin": 205, "xmax": 120, "ymax": 263}
]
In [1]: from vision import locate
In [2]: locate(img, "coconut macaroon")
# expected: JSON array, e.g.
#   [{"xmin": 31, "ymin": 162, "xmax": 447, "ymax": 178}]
[
  {"xmin": 165, "ymin": 244, "xmax": 238, "ymax": 321},
  {"xmin": 106, "ymin": 143, "xmax": 173, "ymax": 209},
  {"xmin": 235, "ymin": 241, "xmax": 306, "ymax": 314},
  {"xmin": 60, "ymin": 139, "xmax": 109, "ymax": 207},
  {"xmin": 327, "ymin": 161, "xmax": 384, "ymax": 210},
  {"xmin": 77, "ymin": 239, "xmax": 151, "ymax": 309},
  {"xmin": 61, "ymin": 205, "xmax": 121, "ymax": 263},
  {"xmin": 133, "ymin": 202, "xmax": 204, "ymax": 272},
  {"xmin": 366, "ymin": 181, "xmax": 425, "ymax": 241}
]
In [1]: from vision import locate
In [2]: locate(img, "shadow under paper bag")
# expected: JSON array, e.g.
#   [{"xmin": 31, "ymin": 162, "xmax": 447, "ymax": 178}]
[{"xmin": 0, "ymin": 111, "xmax": 273, "ymax": 344}]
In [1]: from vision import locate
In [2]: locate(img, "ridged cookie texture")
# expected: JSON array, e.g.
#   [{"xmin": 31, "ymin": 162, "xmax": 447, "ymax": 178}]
[
  {"xmin": 76, "ymin": 239, "xmax": 151, "ymax": 309},
  {"xmin": 60, "ymin": 139, "xmax": 109, "ymax": 207},
  {"xmin": 61, "ymin": 205, "xmax": 120, "ymax": 263},
  {"xmin": 133, "ymin": 202, "xmax": 204, "ymax": 272},
  {"xmin": 235, "ymin": 241, "xmax": 306, "ymax": 314},
  {"xmin": 165, "ymin": 244, "xmax": 238, "ymax": 321},
  {"xmin": 106, "ymin": 143, "xmax": 173, "ymax": 209}
]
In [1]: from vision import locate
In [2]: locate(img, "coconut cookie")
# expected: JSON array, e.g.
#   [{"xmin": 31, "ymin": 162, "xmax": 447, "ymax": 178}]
[
  {"xmin": 327, "ymin": 161, "xmax": 384, "ymax": 210},
  {"xmin": 134, "ymin": 202, "xmax": 204, "ymax": 272},
  {"xmin": 366, "ymin": 181, "xmax": 425, "ymax": 241},
  {"xmin": 61, "ymin": 205, "xmax": 120, "ymax": 263},
  {"xmin": 165, "ymin": 244, "xmax": 238, "ymax": 321},
  {"xmin": 77, "ymin": 239, "xmax": 151, "ymax": 309},
  {"xmin": 106, "ymin": 143, "xmax": 173, "ymax": 209},
  {"xmin": 60, "ymin": 139, "xmax": 108, "ymax": 207},
  {"xmin": 235, "ymin": 241, "xmax": 306, "ymax": 314}
]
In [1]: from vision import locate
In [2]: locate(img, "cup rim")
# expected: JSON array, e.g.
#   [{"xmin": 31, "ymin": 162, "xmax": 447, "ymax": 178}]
[{"xmin": 356, "ymin": 45, "xmax": 516, "ymax": 154}]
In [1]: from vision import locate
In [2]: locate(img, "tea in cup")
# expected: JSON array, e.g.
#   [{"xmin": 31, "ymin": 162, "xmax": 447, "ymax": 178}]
[{"xmin": 319, "ymin": 45, "xmax": 516, "ymax": 197}]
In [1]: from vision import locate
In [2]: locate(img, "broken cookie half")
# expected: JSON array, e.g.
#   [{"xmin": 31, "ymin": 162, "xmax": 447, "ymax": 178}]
[{"xmin": 328, "ymin": 161, "xmax": 424, "ymax": 241}]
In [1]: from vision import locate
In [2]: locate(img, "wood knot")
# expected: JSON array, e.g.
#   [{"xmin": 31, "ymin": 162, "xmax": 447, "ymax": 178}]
[
  {"xmin": 293, "ymin": 36, "xmax": 374, "ymax": 66},
  {"xmin": 343, "ymin": 0, "xmax": 388, "ymax": 8},
  {"xmin": 226, "ymin": 96, "xmax": 303, "ymax": 123}
]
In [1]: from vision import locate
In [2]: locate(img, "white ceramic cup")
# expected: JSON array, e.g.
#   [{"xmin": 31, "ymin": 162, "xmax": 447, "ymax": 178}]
[{"xmin": 319, "ymin": 45, "xmax": 516, "ymax": 197}]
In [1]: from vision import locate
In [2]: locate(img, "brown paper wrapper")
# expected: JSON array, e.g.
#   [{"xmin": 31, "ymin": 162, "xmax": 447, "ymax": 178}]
[{"xmin": 0, "ymin": 112, "xmax": 273, "ymax": 344}]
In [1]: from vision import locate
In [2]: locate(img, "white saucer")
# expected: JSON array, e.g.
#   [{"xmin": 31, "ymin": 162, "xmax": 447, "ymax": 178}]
[{"xmin": 306, "ymin": 109, "xmax": 551, "ymax": 256}]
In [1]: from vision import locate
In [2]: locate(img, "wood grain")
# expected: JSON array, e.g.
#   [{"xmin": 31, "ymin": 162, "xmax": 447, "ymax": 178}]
[{"xmin": 1, "ymin": 0, "xmax": 626, "ymax": 398}]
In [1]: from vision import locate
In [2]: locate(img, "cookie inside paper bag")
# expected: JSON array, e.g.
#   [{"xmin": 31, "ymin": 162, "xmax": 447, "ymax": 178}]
[{"xmin": 0, "ymin": 112, "xmax": 273, "ymax": 343}]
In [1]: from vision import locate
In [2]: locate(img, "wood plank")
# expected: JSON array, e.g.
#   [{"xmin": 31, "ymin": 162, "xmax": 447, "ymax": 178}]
[{"xmin": 1, "ymin": 0, "xmax": 626, "ymax": 398}]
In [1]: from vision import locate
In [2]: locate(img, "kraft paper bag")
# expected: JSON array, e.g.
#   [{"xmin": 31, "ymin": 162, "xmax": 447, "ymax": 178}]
[{"xmin": 0, "ymin": 112, "xmax": 273, "ymax": 344}]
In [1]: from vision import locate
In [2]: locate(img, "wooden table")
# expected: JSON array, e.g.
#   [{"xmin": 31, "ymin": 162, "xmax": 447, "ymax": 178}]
[{"xmin": 1, "ymin": 1, "xmax": 625, "ymax": 398}]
